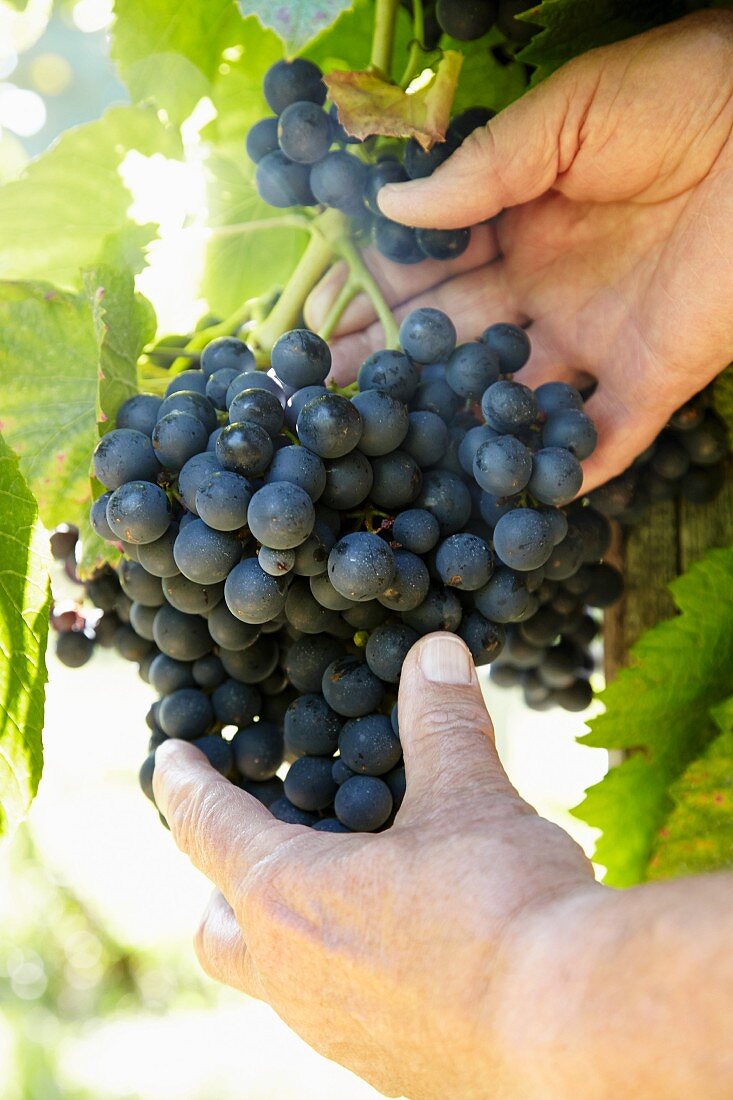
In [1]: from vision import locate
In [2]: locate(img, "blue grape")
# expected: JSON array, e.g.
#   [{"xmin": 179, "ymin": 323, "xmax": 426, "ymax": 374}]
[
  {"xmin": 377, "ymin": 549, "xmax": 430, "ymax": 611},
  {"xmin": 322, "ymin": 656, "xmax": 384, "ymax": 717},
  {"xmin": 493, "ymin": 508, "xmax": 554, "ymax": 571},
  {"xmin": 436, "ymin": 533, "xmax": 493, "ymax": 591},
  {"xmin": 271, "ymin": 328, "xmax": 331, "ymax": 387},
  {"xmin": 266, "ymin": 445, "xmax": 326, "ymax": 500},
  {"xmin": 258, "ymin": 545, "xmax": 296, "ymax": 576},
  {"xmin": 416, "ymin": 469, "xmax": 472, "ymax": 535},
  {"xmin": 245, "ymin": 117, "xmax": 279, "ymax": 163},
  {"xmin": 106, "ymin": 481, "xmax": 171, "ymax": 545},
  {"xmin": 153, "ymin": 605, "xmax": 212, "ymax": 661},
  {"xmin": 392, "ymin": 508, "xmax": 440, "ymax": 554},
  {"xmin": 542, "ymin": 409, "xmax": 597, "ymax": 460},
  {"xmin": 158, "ymin": 389, "xmax": 217, "ymax": 434},
  {"xmin": 178, "ymin": 451, "xmax": 221, "ymax": 513},
  {"xmin": 284, "ymin": 693, "xmax": 342, "ymax": 757},
  {"xmin": 191, "ymin": 735, "xmax": 234, "ymax": 777},
  {"xmin": 205, "ymin": 368, "xmax": 240, "ymax": 410},
  {"xmin": 263, "ymin": 58, "xmax": 326, "ymax": 114},
  {"xmin": 247, "ymin": 482, "xmax": 315, "ymax": 550},
  {"xmin": 535, "ymin": 381, "xmax": 583, "ymax": 416},
  {"xmin": 225, "ymin": 558, "xmax": 288, "ymax": 624},
  {"xmin": 399, "ymin": 308, "xmax": 456, "ymax": 364},
  {"xmin": 216, "ymin": 421, "xmax": 274, "ymax": 477},
  {"xmin": 207, "ymin": 601, "xmax": 261, "ymax": 650},
  {"xmin": 277, "ymin": 101, "xmax": 332, "ymax": 164},
  {"xmin": 320, "ymin": 452, "xmax": 373, "ymax": 509},
  {"xmin": 339, "ymin": 713, "xmax": 402, "ymax": 775},
  {"xmin": 255, "ymin": 151, "xmax": 316, "ymax": 207},
  {"xmin": 220, "ymin": 636, "xmax": 280, "ymax": 683},
  {"xmin": 401, "ymin": 410, "xmax": 449, "ymax": 467},
  {"xmin": 357, "ymin": 350, "xmax": 419, "ymax": 402},
  {"xmin": 284, "ymin": 385, "xmax": 327, "ymax": 430},
  {"xmin": 310, "ymin": 151, "xmax": 367, "ymax": 212},
  {"xmin": 370, "ymin": 451, "xmax": 422, "ymax": 509},
  {"xmin": 226, "ymin": 369, "xmax": 284, "ymax": 408},
  {"xmin": 416, "ymin": 227, "xmax": 471, "ymax": 261},
  {"xmin": 200, "ymin": 336, "xmax": 255, "ymax": 379},
  {"xmin": 474, "ymin": 568, "xmax": 531, "ymax": 623},
  {"xmin": 528, "ymin": 447, "xmax": 583, "ymax": 506},
  {"xmin": 402, "ymin": 584, "xmax": 463, "ymax": 634},
  {"xmin": 229, "ymin": 388, "xmax": 284, "ymax": 437},
  {"xmin": 149, "ymin": 654, "xmax": 195, "ymax": 695},
  {"xmin": 296, "ymin": 393, "xmax": 363, "ymax": 459},
  {"xmin": 90, "ymin": 493, "xmax": 115, "ymax": 541},
  {"xmin": 283, "ymin": 635, "xmax": 344, "ymax": 693},
  {"xmin": 473, "ymin": 435, "xmax": 532, "ymax": 496},
  {"xmin": 195, "ymin": 469, "xmax": 252, "ymax": 531},
  {"xmin": 116, "ymin": 393, "xmax": 162, "ymax": 436},
  {"xmin": 159, "ymin": 688, "xmax": 213, "ymax": 739},
  {"xmin": 372, "ymin": 217, "xmax": 424, "ymax": 264},
  {"xmin": 481, "ymin": 380, "xmax": 537, "ymax": 432},
  {"xmin": 334, "ymin": 775, "xmax": 392, "ymax": 832},
  {"xmin": 173, "ymin": 518, "xmax": 241, "ymax": 584},
  {"xmin": 284, "ymin": 756, "xmax": 338, "ymax": 811},
  {"xmin": 480, "ymin": 322, "xmax": 531, "ymax": 373},
  {"xmin": 446, "ymin": 342, "xmax": 500, "ymax": 400},
  {"xmin": 458, "ymin": 611, "xmax": 506, "ymax": 665},
  {"xmin": 328, "ymin": 532, "xmax": 395, "ymax": 601},
  {"xmin": 350, "ymin": 390, "xmax": 409, "ymax": 456},
  {"xmin": 152, "ymin": 411, "xmax": 209, "ymax": 471},
  {"xmin": 232, "ymin": 722, "xmax": 284, "ymax": 781},
  {"xmin": 365, "ymin": 622, "xmax": 419, "ymax": 682},
  {"xmin": 93, "ymin": 428, "xmax": 160, "ymax": 490},
  {"xmin": 162, "ymin": 573, "xmax": 224, "ymax": 615},
  {"xmin": 165, "ymin": 370, "xmax": 207, "ymax": 397},
  {"xmin": 212, "ymin": 679, "xmax": 261, "ymax": 727}
]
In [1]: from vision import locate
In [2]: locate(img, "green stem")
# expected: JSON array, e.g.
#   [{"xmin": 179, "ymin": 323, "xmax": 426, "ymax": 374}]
[
  {"xmin": 318, "ymin": 276, "xmax": 358, "ymax": 342},
  {"xmin": 207, "ymin": 215, "xmax": 312, "ymax": 239},
  {"xmin": 399, "ymin": 0, "xmax": 425, "ymax": 88},
  {"xmin": 370, "ymin": 0, "xmax": 400, "ymax": 76},
  {"xmin": 251, "ymin": 212, "xmax": 341, "ymax": 354},
  {"xmin": 337, "ymin": 237, "xmax": 399, "ymax": 348}
]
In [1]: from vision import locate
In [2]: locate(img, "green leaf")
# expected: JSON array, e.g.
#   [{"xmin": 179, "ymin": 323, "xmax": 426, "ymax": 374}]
[
  {"xmin": 519, "ymin": 0, "xmax": 720, "ymax": 80},
  {"xmin": 0, "ymin": 270, "xmax": 154, "ymax": 531},
  {"xmin": 238, "ymin": 0, "xmax": 355, "ymax": 55},
  {"xmin": 648, "ymin": 695, "xmax": 733, "ymax": 880},
  {"xmin": 111, "ymin": 0, "xmax": 243, "ymax": 124},
  {"xmin": 576, "ymin": 547, "xmax": 733, "ymax": 885},
  {"xmin": 325, "ymin": 51, "xmax": 463, "ymax": 147},
  {"xmin": 203, "ymin": 19, "xmax": 284, "ymax": 152},
  {"xmin": 712, "ymin": 364, "xmax": 733, "ymax": 440},
  {"xmin": 0, "ymin": 433, "xmax": 51, "ymax": 841},
  {"xmin": 201, "ymin": 155, "xmax": 310, "ymax": 317},
  {"xmin": 0, "ymin": 106, "xmax": 181, "ymax": 288},
  {"xmin": 449, "ymin": 27, "xmax": 528, "ymax": 114}
]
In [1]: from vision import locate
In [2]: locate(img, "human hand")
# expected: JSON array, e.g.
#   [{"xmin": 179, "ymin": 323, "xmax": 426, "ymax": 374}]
[
  {"xmin": 306, "ymin": 12, "xmax": 733, "ymax": 492},
  {"xmin": 153, "ymin": 631, "xmax": 601, "ymax": 1100}
]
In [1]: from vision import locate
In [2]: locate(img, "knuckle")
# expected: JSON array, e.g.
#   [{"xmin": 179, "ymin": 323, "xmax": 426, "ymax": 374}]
[{"xmin": 419, "ymin": 698, "xmax": 492, "ymax": 743}]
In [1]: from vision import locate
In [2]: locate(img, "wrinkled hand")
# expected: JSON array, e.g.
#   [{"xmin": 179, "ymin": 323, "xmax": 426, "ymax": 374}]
[
  {"xmin": 306, "ymin": 12, "xmax": 733, "ymax": 492},
  {"xmin": 153, "ymin": 632, "xmax": 600, "ymax": 1100}
]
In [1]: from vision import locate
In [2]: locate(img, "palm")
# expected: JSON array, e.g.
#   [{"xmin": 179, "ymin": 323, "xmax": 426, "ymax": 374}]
[{"xmin": 310, "ymin": 12, "xmax": 733, "ymax": 488}]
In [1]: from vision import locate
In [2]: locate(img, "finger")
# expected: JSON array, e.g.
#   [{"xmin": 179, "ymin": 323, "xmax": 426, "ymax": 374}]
[
  {"xmin": 396, "ymin": 633, "xmax": 520, "ymax": 821},
  {"xmin": 153, "ymin": 740, "xmax": 310, "ymax": 900},
  {"xmin": 517, "ymin": 325, "xmax": 592, "ymax": 391},
  {"xmin": 378, "ymin": 65, "xmax": 590, "ymax": 229},
  {"xmin": 304, "ymin": 224, "xmax": 499, "ymax": 334},
  {"xmin": 194, "ymin": 889, "xmax": 265, "ymax": 998},
  {"xmin": 580, "ymin": 387, "xmax": 669, "ymax": 494},
  {"xmin": 328, "ymin": 263, "xmax": 525, "ymax": 385}
]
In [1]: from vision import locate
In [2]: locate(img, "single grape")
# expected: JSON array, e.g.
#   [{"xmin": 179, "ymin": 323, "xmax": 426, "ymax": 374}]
[
  {"xmin": 277, "ymin": 100, "xmax": 332, "ymax": 164},
  {"xmin": 284, "ymin": 693, "xmax": 342, "ymax": 757},
  {"xmin": 219, "ymin": 636, "xmax": 280, "ymax": 684},
  {"xmin": 284, "ymin": 756, "xmax": 338, "ymax": 811},
  {"xmin": 481, "ymin": 380, "xmax": 537, "ymax": 432},
  {"xmin": 384, "ymin": 765, "xmax": 406, "ymax": 812},
  {"xmin": 152, "ymin": 411, "xmax": 209, "ymax": 471},
  {"xmin": 149, "ymin": 653, "xmax": 195, "ymax": 695},
  {"xmin": 416, "ymin": 469, "xmax": 472, "ymax": 535},
  {"xmin": 245, "ymin": 117, "xmax": 279, "ymax": 163},
  {"xmin": 378, "ymin": 549, "xmax": 430, "ymax": 611},
  {"xmin": 212, "ymin": 679, "xmax": 261, "ymax": 727},
  {"xmin": 322, "ymin": 656, "xmax": 384, "ymax": 717},
  {"xmin": 399, "ymin": 308, "xmax": 457, "ymax": 364},
  {"xmin": 232, "ymin": 722, "xmax": 284, "ymax": 781},
  {"xmin": 205, "ymin": 368, "xmax": 240, "ymax": 411},
  {"xmin": 158, "ymin": 389, "xmax": 217, "ymax": 433},
  {"xmin": 283, "ymin": 635, "xmax": 344, "ymax": 693},
  {"xmin": 334, "ymin": 776, "xmax": 393, "ymax": 832},
  {"xmin": 392, "ymin": 508, "xmax": 440, "ymax": 554},
  {"xmin": 528, "ymin": 447, "xmax": 583, "ymax": 506},
  {"xmin": 416, "ymin": 227, "xmax": 471, "ymax": 261},
  {"xmin": 370, "ymin": 450, "xmax": 422, "ymax": 509},
  {"xmin": 116, "ymin": 393, "xmax": 162, "ymax": 436},
  {"xmin": 401, "ymin": 410, "xmax": 449, "ymax": 467},
  {"xmin": 350, "ymin": 390, "xmax": 409, "ymax": 456},
  {"xmin": 229, "ymin": 388, "xmax": 284, "ymax": 437},
  {"xmin": 446, "ymin": 341, "xmax": 500, "ymax": 400},
  {"xmin": 93, "ymin": 428, "xmax": 160, "ymax": 490},
  {"xmin": 56, "ymin": 630, "xmax": 94, "ymax": 668},
  {"xmin": 310, "ymin": 151, "xmax": 367, "ymax": 212},
  {"xmin": 173, "ymin": 518, "xmax": 241, "ymax": 584},
  {"xmin": 247, "ymin": 482, "xmax": 315, "ymax": 550},
  {"xmin": 403, "ymin": 137, "xmax": 456, "ymax": 179},
  {"xmin": 292, "ymin": 521, "xmax": 335, "ymax": 577},
  {"xmin": 263, "ymin": 58, "xmax": 326, "ymax": 114},
  {"xmin": 284, "ymin": 385, "xmax": 328, "ymax": 430},
  {"xmin": 90, "ymin": 493, "xmax": 115, "ymax": 541},
  {"xmin": 240, "ymin": 776, "xmax": 284, "ymax": 808},
  {"xmin": 480, "ymin": 322, "xmax": 531, "ymax": 373},
  {"xmin": 226, "ymin": 369, "xmax": 284, "ymax": 409},
  {"xmin": 493, "ymin": 508, "xmax": 554, "ymax": 571},
  {"xmin": 357, "ymin": 349, "xmax": 419, "ymax": 402},
  {"xmin": 178, "ymin": 451, "xmax": 222, "ymax": 513},
  {"xmin": 403, "ymin": 584, "xmax": 463, "ymax": 634},
  {"xmin": 364, "ymin": 159, "xmax": 408, "ymax": 214},
  {"xmin": 411, "ymin": 378, "xmax": 461, "ymax": 424},
  {"xmin": 194, "ymin": 470, "xmax": 252, "ymax": 532},
  {"xmin": 216, "ymin": 421, "xmax": 274, "ymax": 477},
  {"xmin": 162, "ymin": 573, "xmax": 224, "ymax": 615},
  {"xmin": 153, "ymin": 605, "xmax": 212, "ymax": 661},
  {"xmin": 285, "ymin": 579, "xmax": 341, "ymax": 634},
  {"xmin": 534, "ymin": 381, "xmax": 583, "ymax": 416},
  {"xmin": 191, "ymin": 735, "xmax": 235, "ymax": 777},
  {"xmin": 269, "ymin": 797, "xmax": 318, "ymax": 825},
  {"xmin": 271, "ymin": 329, "xmax": 331, "ymax": 388},
  {"xmin": 224, "ymin": 557, "xmax": 288, "ymax": 624},
  {"xmin": 328, "ymin": 532, "xmax": 395, "ymax": 601},
  {"xmin": 159, "ymin": 688, "xmax": 214, "ymax": 740},
  {"xmin": 542, "ymin": 409, "xmax": 598, "ymax": 459},
  {"xmin": 207, "ymin": 601, "xmax": 261, "ymax": 651},
  {"xmin": 473, "ymin": 435, "xmax": 532, "ymax": 497},
  {"xmin": 106, "ymin": 481, "xmax": 171, "ymax": 545},
  {"xmin": 255, "ymin": 150, "xmax": 316, "ymax": 207},
  {"xmin": 436, "ymin": 533, "xmax": 494, "ymax": 591},
  {"xmin": 113, "ymin": 624, "xmax": 153, "ymax": 662},
  {"xmin": 365, "ymin": 623, "xmax": 419, "ymax": 683},
  {"xmin": 312, "ymin": 818, "xmax": 351, "ymax": 833},
  {"xmin": 436, "ymin": 0, "xmax": 497, "ymax": 40},
  {"xmin": 459, "ymin": 610, "xmax": 506, "ymax": 665},
  {"xmin": 296, "ymin": 393, "xmax": 363, "ymax": 458},
  {"xmin": 129, "ymin": 601, "xmax": 158, "ymax": 640},
  {"xmin": 372, "ymin": 217, "xmax": 424, "ymax": 264},
  {"xmin": 258, "ymin": 545, "xmax": 296, "ymax": 577},
  {"xmin": 339, "ymin": 713, "xmax": 402, "ymax": 776},
  {"xmin": 266, "ymin": 445, "xmax": 326, "ymax": 500},
  {"xmin": 165, "ymin": 370, "xmax": 207, "ymax": 397}
]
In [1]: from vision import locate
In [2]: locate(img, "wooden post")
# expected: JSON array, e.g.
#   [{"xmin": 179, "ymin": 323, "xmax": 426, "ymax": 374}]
[{"xmin": 604, "ymin": 469, "xmax": 733, "ymax": 678}]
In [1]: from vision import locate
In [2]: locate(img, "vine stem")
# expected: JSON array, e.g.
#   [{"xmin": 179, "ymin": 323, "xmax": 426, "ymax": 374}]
[
  {"xmin": 399, "ymin": 0, "xmax": 426, "ymax": 88},
  {"xmin": 336, "ymin": 236, "xmax": 400, "ymax": 348},
  {"xmin": 318, "ymin": 276, "xmax": 358, "ymax": 341},
  {"xmin": 370, "ymin": 0, "xmax": 400, "ymax": 76},
  {"xmin": 250, "ymin": 211, "xmax": 341, "ymax": 355}
]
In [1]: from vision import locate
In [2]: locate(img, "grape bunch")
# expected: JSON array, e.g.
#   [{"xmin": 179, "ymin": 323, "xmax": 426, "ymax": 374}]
[
  {"xmin": 86, "ymin": 306, "xmax": 629, "ymax": 834},
  {"xmin": 247, "ymin": 58, "xmax": 495, "ymax": 265},
  {"xmin": 588, "ymin": 393, "xmax": 728, "ymax": 524}
]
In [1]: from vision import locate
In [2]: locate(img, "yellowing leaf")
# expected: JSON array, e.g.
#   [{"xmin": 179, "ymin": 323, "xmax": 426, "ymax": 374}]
[{"xmin": 325, "ymin": 51, "xmax": 463, "ymax": 149}]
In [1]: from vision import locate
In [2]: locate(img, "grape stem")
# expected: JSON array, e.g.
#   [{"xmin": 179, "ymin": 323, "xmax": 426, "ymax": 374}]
[
  {"xmin": 399, "ymin": 0, "xmax": 426, "ymax": 88},
  {"xmin": 370, "ymin": 0, "xmax": 400, "ymax": 77},
  {"xmin": 318, "ymin": 276, "xmax": 358, "ymax": 341},
  {"xmin": 336, "ymin": 236, "xmax": 400, "ymax": 348}
]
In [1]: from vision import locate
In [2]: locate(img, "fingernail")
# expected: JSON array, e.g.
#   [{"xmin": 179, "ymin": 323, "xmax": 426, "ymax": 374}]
[{"xmin": 419, "ymin": 634, "xmax": 474, "ymax": 685}]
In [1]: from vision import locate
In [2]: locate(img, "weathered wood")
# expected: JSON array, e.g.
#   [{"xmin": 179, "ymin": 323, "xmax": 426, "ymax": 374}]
[{"xmin": 604, "ymin": 463, "xmax": 733, "ymax": 678}]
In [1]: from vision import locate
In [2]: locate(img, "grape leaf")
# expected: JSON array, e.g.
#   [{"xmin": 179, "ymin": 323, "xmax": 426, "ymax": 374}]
[
  {"xmin": 712, "ymin": 364, "xmax": 733, "ymax": 440},
  {"xmin": 201, "ymin": 155, "xmax": 310, "ymax": 317},
  {"xmin": 0, "ymin": 270, "xmax": 154, "ymax": 532},
  {"xmin": 325, "ymin": 51, "xmax": 463, "ymax": 148},
  {"xmin": 238, "ymin": 0, "xmax": 355, "ymax": 55},
  {"xmin": 0, "ymin": 106, "xmax": 181, "ymax": 288},
  {"xmin": 648, "ymin": 695, "xmax": 733, "ymax": 880},
  {"xmin": 518, "ymin": 0, "xmax": 724, "ymax": 80},
  {"xmin": 203, "ymin": 19, "xmax": 283, "ymax": 152},
  {"xmin": 111, "ymin": 0, "xmax": 243, "ymax": 124},
  {"xmin": 448, "ymin": 28, "xmax": 528, "ymax": 114},
  {"xmin": 0, "ymin": 433, "xmax": 51, "ymax": 841},
  {"xmin": 576, "ymin": 547, "xmax": 733, "ymax": 886}
]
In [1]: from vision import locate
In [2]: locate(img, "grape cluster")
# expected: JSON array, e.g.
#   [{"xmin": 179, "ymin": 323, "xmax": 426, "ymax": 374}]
[
  {"xmin": 86, "ymin": 307, "xmax": 629, "ymax": 833},
  {"xmin": 588, "ymin": 394, "xmax": 728, "ymax": 524},
  {"xmin": 247, "ymin": 58, "xmax": 494, "ymax": 265}
]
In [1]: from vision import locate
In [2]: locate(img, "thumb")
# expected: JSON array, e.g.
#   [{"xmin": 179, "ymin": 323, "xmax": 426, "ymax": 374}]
[
  {"xmin": 580, "ymin": 387, "xmax": 670, "ymax": 494},
  {"xmin": 378, "ymin": 66, "xmax": 587, "ymax": 230},
  {"xmin": 396, "ymin": 632, "xmax": 519, "ymax": 820}
]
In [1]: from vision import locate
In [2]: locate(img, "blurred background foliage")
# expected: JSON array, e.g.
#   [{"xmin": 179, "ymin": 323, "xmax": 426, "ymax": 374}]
[{"xmin": 0, "ymin": 4, "xmax": 607, "ymax": 1096}]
